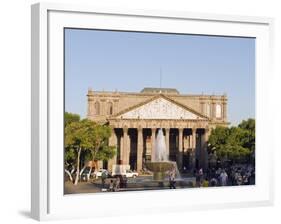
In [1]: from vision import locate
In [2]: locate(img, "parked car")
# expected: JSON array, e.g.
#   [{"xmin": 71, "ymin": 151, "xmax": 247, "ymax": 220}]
[
  {"xmin": 80, "ymin": 167, "xmax": 94, "ymax": 181},
  {"xmin": 93, "ymin": 169, "xmax": 110, "ymax": 179},
  {"xmin": 111, "ymin": 165, "xmax": 138, "ymax": 178},
  {"xmin": 125, "ymin": 170, "xmax": 138, "ymax": 178}
]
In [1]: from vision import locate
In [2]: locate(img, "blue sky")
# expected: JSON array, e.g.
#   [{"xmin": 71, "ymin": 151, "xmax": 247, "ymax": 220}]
[{"xmin": 65, "ymin": 28, "xmax": 255, "ymax": 125}]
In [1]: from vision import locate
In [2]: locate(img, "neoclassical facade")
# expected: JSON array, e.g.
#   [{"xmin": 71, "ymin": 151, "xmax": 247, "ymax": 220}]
[{"xmin": 87, "ymin": 88, "xmax": 228, "ymax": 172}]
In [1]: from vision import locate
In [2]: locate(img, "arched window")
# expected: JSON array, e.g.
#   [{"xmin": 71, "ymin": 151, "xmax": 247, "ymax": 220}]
[
  {"xmin": 107, "ymin": 102, "xmax": 113, "ymax": 115},
  {"xmin": 215, "ymin": 104, "xmax": 222, "ymax": 118},
  {"xmin": 94, "ymin": 101, "xmax": 100, "ymax": 115}
]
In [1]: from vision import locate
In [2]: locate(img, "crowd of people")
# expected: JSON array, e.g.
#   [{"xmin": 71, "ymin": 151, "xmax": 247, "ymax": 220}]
[
  {"xmin": 98, "ymin": 164, "xmax": 255, "ymax": 191},
  {"xmin": 194, "ymin": 164, "xmax": 255, "ymax": 187}
]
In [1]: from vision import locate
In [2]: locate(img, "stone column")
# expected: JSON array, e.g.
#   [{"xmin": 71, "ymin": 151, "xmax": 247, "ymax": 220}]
[
  {"xmin": 200, "ymin": 102, "xmax": 205, "ymax": 115},
  {"xmin": 211, "ymin": 102, "xmax": 216, "ymax": 119},
  {"xmin": 189, "ymin": 134, "xmax": 192, "ymax": 149},
  {"xmin": 177, "ymin": 128, "xmax": 183, "ymax": 170},
  {"xmin": 100, "ymin": 99, "xmax": 106, "ymax": 115},
  {"xmin": 97, "ymin": 160, "xmax": 103, "ymax": 170},
  {"xmin": 190, "ymin": 128, "xmax": 197, "ymax": 170},
  {"xmin": 151, "ymin": 128, "xmax": 156, "ymax": 161},
  {"xmin": 113, "ymin": 99, "xmax": 119, "ymax": 115},
  {"xmin": 199, "ymin": 132, "xmax": 204, "ymax": 169},
  {"xmin": 192, "ymin": 128, "xmax": 197, "ymax": 149},
  {"xmin": 120, "ymin": 135, "xmax": 124, "ymax": 164},
  {"xmin": 107, "ymin": 129, "xmax": 117, "ymax": 171},
  {"xmin": 137, "ymin": 128, "xmax": 143, "ymax": 171},
  {"xmin": 123, "ymin": 127, "xmax": 130, "ymax": 165},
  {"xmin": 87, "ymin": 99, "xmax": 92, "ymax": 116},
  {"xmin": 202, "ymin": 128, "xmax": 210, "ymax": 170},
  {"xmin": 165, "ymin": 128, "xmax": 170, "ymax": 160},
  {"xmin": 223, "ymin": 102, "xmax": 227, "ymax": 122}
]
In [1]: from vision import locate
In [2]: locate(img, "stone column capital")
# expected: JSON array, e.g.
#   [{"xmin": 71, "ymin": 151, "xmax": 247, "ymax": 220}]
[
  {"xmin": 178, "ymin": 128, "xmax": 184, "ymax": 133},
  {"xmin": 123, "ymin": 126, "xmax": 129, "ymax": 133}
]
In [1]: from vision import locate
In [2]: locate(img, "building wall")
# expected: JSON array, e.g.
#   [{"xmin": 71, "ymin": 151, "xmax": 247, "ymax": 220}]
[{"xmin": 87, "ymin": 89, "xmax": 227, "ymax": 123}]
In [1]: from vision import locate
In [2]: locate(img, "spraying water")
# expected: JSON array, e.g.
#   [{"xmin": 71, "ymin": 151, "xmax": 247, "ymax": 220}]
[
  {"xmin": 154, "ymin": 129, "xmax": 168, "ymax": 162},
  {"xmin": 153, "ymin": 128, "xmax": 181, "ymax": 179}
]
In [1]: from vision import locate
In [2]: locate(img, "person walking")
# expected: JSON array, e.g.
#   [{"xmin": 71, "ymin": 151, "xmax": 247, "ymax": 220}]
[
  {"xmin": 195, "ymin": 170, "xmax": 201, "ymax": 187},
  {"xmin": 169, "ymin": 169, "xmax": 176, "ymax": 189},
  {"xmin": 220, "ymin": 169, "xmax": 228, "ymax": 186},
  {"xmin": 199, "ymin": 168, "xmax": 204, "ymax": 186},
  {"xmin": 114, "ymin": 177, "xmax": 120, "ymax": 192},
  {"xmin": 108, "ymin": 179, "xmax": 114, "ymax": 192},
  {"xmin": 101, "ymin": 170, "xmax": 107, "ymax": 189}
]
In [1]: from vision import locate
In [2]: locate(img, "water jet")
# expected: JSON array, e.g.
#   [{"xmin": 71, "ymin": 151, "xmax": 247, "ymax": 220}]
[{"xmin": 145, "ymin": 129, "xmax": 179, "ymax": 181}]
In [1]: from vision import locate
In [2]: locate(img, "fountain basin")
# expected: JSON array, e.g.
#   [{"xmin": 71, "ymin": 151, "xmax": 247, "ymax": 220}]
[{"xmin": 146, "ymin": 161, "xmax": 175, "ymax": 181}]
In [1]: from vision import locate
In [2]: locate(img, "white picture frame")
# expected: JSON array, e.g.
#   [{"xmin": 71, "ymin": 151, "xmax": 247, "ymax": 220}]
[{"xmin": 31, "ymin": 2, "xmax": 274, "ymax": 221}]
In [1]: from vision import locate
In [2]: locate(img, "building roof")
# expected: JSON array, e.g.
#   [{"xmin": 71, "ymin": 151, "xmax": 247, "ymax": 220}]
[{"xmin": 140, "ymin": 87, "xmax": 179, "ymax": 94}]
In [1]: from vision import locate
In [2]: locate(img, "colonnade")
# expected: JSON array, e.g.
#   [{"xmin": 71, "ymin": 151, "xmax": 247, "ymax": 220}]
[{"xmin": 107, "ymin": 127, "xmax": 210, "ymax": 172}]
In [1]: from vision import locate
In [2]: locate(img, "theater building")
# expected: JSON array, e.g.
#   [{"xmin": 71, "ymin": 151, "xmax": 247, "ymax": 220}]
[{"xmin": 87, "ymin": 88, "xmax": 228, "ymax": 172}]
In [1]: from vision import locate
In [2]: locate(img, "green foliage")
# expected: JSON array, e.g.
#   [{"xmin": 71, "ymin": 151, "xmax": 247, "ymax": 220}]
[
  {"xmin": 64, "ymin": 112, "xmax": 81, "ymax": 164},
  {"xmin": 64, "ymin": 117, "xmax": 116, "ymax": 184},
  {"xmin": 64, "ymin": 112, "xmax": 80, "ymax": 127},
  {"xmin": 208, "ymin": 126, "xmax": 229, "ymax": 147},
  {"xmin": 208, "ymin": 118, "xmax": 255, "ymax": 162},
  {"xmin": 238, "ymin": 118, "xmax": 255, "ymax": 152},
  {"xmin": 64, "ymin": 118, "xmax": 116, "ymax": 164},
  {"xmin": 238, "ymin": 118, "xmax": 255, "ymax": 131},
  {"xmin": 64, "ymin": 147, "xmax": 76, "ymax": 163},
  {"xmin": 95, "ymin": 146, "xmax": 116, "ymax": 161},
  {"xmin": 65, "ymin": 119, "xmax": 93, "ymax": 150}
]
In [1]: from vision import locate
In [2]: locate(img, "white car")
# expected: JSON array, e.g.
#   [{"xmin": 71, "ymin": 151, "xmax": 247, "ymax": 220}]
[
  {"xmin": 125, "ymin": 170, "xmax": 138, "ymax": 178},
  {"xmin": 93, "ymin": 169, "xmax": 109, "ymax": 179}
]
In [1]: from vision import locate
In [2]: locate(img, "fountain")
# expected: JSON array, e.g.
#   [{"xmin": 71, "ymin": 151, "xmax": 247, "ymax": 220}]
[{"xmin": 146, "ymin": 129, "xmax": 179, "ymax": 181}]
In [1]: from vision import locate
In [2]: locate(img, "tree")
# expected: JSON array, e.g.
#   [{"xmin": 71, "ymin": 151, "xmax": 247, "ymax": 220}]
[
  {"xmin": 65, "ymin": 112, "xmax": 80, "ymax": 127},
  {"xmin": 208, "ymin": 118, "xmax": 255, "ymax": 164},
  {"xmin": 224, "ymin": 127, "xmax": 252, "ymax": 161},
  {"xmin": 65, "ymin": 119, "xmax": 93, "ymax": 185},
  {"xmin": 238, "ymin": 118, "xmax": 255, "ymax": 131},
  {"xmin": 87, "ymin": 124, "xmax": 115, "ymax": 161},
  {"xmin": 238, "ymin": 118, "xmax": 255, "ymax": 153},
  {"xmin": 208, "ymin": 126, "xmax": 230, "ymax": 150},
  {"xmin": 64, "ymin": 147, "xmax": 76, "ymax": 182},
  {"xmin": 64, "ymin": 112, "xmax": 81, "ymax": 182},
  {"xmin": 64, "ymin": 117, "xmax": 116, "ymax": 185}
]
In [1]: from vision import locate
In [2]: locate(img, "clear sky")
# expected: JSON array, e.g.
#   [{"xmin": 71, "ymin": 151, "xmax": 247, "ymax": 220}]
[{"xmin": 64, "ymin": 28, "xmax": 255, "ymax": 125}]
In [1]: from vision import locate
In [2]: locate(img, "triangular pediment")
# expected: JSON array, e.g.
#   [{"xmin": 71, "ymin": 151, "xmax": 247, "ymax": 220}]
[{"xmin": 115, "ymin": 95, "xmax": 207, "ymax": 120}]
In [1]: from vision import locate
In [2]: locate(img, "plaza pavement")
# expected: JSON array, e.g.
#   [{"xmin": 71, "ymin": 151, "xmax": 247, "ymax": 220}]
[{"xmin": 64, "ymin": 175, "xmax": 196, "ymax": 194}]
